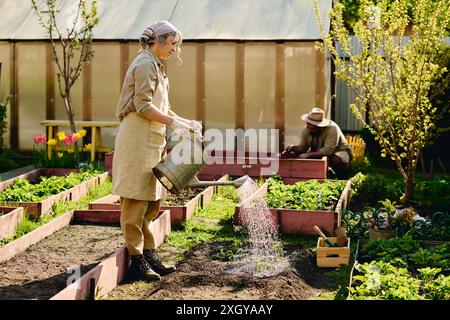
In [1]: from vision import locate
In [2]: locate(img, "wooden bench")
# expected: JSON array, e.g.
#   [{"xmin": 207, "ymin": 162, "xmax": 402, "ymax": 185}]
[{"xmin": 40, "ymin": 120, "xmax": 119, "ymax": 162}]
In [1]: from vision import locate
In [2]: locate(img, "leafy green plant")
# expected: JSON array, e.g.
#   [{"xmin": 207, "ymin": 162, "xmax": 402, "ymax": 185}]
[
  {"xmin": 211, "ymin": 245, "xmax": 241, "ymax": 262},
  {"xmin": 266, "ymin": 176, "xmax": 346, "ymax": 210},
  {"xmin": 362, "ymin": 235, "xmax": 421, "ymax": 263},
  {"xmin": 418, "ymin": 268, "xmax": 450, "ymax": 300},
  {"xmin": 0, "ymin": 178, "xmax": 111, "ymax": 247},
  {"xmin": 0, "ymin": 169, "xmax": 103, "ymax": 202},
  {"xmin": 409, "ymin": 243, "xmax": 450, "ymax": 270},
  {"xmin": 350, "ymin": 260, "xmax": 423, "ymax": 300}
]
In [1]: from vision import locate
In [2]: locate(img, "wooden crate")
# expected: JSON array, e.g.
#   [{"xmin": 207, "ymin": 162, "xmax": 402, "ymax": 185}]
[{"xmin": 316, "ymin": 237, "xmax": 350, "ymax": 268}]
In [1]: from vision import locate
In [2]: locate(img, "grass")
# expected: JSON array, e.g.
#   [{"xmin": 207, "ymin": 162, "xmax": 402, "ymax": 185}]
[
  {"xmin": 0, "ymin": 177, "xmax": 112, "ymax": 247},
  {"xmin": 163, "ymin": 186, "xmax": 246, "ymax": 261}
]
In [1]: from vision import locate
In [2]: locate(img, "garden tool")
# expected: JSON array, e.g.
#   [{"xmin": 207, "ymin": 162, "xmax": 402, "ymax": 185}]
[
  {"xmin": 313, "ymin": 225, "xmax": 338, "ymax": 247},
  {"xmin": 335, "ymin": 227, "xmax": 348, "ymax": 247},
  {"xmin": 153, "ymin": 131, "xmax": 250, "ymax": 194}
]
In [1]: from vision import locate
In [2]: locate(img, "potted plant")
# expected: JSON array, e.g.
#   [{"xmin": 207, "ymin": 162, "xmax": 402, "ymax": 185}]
[{"xmin": 365, "ymin": 206, "xmax": 396, "ymax": 240}]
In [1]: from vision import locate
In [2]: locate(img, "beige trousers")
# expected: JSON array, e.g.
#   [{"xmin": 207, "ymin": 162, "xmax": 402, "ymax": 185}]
[{"xmin": 120, "ymin": 197, "xmax": 161, "ymax": 256}]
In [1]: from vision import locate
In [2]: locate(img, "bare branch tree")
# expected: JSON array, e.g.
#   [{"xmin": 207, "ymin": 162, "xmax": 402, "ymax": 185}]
[{"xmin": 31, "ymin": 0, "xmax": 99, "ymax": 161}]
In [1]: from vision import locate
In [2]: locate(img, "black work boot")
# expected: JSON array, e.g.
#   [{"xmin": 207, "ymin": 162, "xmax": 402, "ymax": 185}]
[
  {"xmin": 143, "ymin": 249, "xmax": 177, "ymax": 276},
  {"xmin": 129, "ymin": 254, "xmax": 161, "ymax": 281}
]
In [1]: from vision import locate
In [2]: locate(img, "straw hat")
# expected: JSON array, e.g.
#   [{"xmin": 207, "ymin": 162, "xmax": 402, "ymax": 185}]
[{"xmin": 300, "ymin": 108, "xmax": 330, "ymax": 127}]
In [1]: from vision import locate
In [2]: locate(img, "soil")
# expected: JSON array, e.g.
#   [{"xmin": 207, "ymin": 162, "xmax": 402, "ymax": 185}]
[
  {"xmin": 161, "ymin": 188, "xmax": 205, "ymax": 206},
  {"xmin": 104, "ymin": 241, "xmax": 336, "ymax": 300},
  {"xmin": 0, "ymin": 223, "xmax": 124, "ymax": 300},
  {"xmin": 112, "ymin": 188, "xmax": 205, "ymax": 206}
]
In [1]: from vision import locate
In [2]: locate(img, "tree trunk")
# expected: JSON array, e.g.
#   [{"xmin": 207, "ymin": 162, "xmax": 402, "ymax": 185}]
[
  {"xmin": 63, "ymin": 91, "xmax": 80, "ymax": 164},
  {"xmin": 63, "ymin": 92, "xmax": 76, "ymax": 134},
  {"xmin": 401, "ymin": 169, "xmax": 415, "ymax": 205}
]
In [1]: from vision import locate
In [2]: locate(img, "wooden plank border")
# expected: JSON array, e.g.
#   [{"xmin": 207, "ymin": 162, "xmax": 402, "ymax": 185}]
[
  {"xmin": 0, "ymin": 210, "xmax": 74, "ymax": 264},
  {"xmin": 0, "ymin": 206, "xmax": 24, "ymax": 240},
  {"xmin": 51, "ymin": 209, "xmax": 171, "ymax": 300},
  {"xmin": 88, "ymin": 175, "xmax": 228, "ymax": 224}
]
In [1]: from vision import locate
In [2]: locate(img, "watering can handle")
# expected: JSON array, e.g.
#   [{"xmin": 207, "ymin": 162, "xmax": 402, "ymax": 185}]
[
  {"xmin": 161, "ymin": 129, "xmax": 201, "ymax": 158},
  {"xmin": 161, "ymin": 135, "xmax": 173, "ymax": 158}
]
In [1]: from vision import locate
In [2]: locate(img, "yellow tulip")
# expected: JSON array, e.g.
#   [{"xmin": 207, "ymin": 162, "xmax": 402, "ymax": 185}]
[
  {"xmin": 84, "ymin": 143, "xmax": 92, "ymax": 151},
  {"xmin": 56, "ymin": 131, "xmax": 66, "ymax": 141},
  {"xmin": 47, "ymin": 139, "xmax": 57, "ymax": 146},
  {"xmin": 79, "ymin": 129, "xmax": 87, "ymax": 137},
  {"xmin": 67, "ymin": 148, "xmax": 74, "ymax": 153},
  {"xmin": 57, "ymin": 152, "xmax": 64, "ymax": 158}
]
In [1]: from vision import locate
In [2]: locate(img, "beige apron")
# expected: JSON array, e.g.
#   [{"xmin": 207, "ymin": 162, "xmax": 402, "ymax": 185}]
[{"xmin": 112, "ymin": 63, "xmax": 169, "ymax": 201}]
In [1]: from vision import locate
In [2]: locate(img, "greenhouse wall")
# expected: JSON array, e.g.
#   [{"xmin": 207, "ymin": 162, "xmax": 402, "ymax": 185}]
[{"xmin": 0, "ymin": 40, "xmax": 329, "ymax": 151}]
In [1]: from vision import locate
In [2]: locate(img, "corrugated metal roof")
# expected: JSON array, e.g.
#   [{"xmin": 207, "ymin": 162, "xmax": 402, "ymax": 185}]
[
  {"xmin": 0, "ymin": 0, "xmax": 332, "ymax": 40},
  {"xmin": 337, "ymin": 36, "xmax": 450, "ymax": 57}
]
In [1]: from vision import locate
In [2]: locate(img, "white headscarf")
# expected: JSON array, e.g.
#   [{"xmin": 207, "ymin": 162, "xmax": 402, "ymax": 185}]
[{"xmin": 140, "ymin": 20, "xmax": 182, "ymax": 47}]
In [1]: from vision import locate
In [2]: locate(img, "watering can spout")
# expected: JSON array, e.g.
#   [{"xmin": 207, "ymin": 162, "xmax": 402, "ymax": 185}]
[{"xmin": 187, "ymin": 175, "xmax": 250, "ymax": 189}]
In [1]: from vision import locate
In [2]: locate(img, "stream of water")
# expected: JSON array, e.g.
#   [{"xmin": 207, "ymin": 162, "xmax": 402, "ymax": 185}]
[{"xmin": 225, "ymin": 178, "xmax": 289, "ymax": 277}]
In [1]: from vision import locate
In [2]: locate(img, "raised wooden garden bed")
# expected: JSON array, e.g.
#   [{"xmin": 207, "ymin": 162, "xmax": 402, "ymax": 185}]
[
  {"xmin": 105, "ymin": 151, "xmax": 328, "ymax": 182},
  {"xmin": 0, "ymin": 169, "xmax": 109, "ymax": 218},
  {"xmin": 89, "ymin": 175, "xmax": 226, "ymax": 224},
  {"xmin": 234, "ymin": 179, "xmax": 352, "ymax": 235},
  {"xmin": 0, "ymin": 208, "xmax": 171, "ymax": 300},
  {"xmin": 0, "ymin": 168, "xmax": 78, "ymax": 192},
  {"xmin": 0, "ymin": 210, "xmax": 74, "ymax": 264},
  {"xmin": 198, "ymin": 156, "xmax": 328, "ymax": 182},
  {"xmin": 0, "ymin": 206, "xmax": 25, "ymax": 241},
  {"xmin": 50, "ymin": 245, "xmax": 128, "ymax": 300},
  {"xmin": 51, "ymin": 209, "xmax": 170, "ymax": 300}
]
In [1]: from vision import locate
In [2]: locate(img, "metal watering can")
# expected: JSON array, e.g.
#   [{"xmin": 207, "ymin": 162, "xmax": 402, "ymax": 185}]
[{"xmin": 153, "ymin": 132, "xmax": 250, "ymax": 194}]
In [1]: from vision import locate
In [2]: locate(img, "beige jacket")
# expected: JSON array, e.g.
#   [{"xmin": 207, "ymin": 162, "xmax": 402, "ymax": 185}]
[
  {"xmin": 112, "ymin": 50, "xmax": 169, "ymax": 201},
  {"xmin": 297, "ymin": 120, "xmax": 352, "ymax": 160}
]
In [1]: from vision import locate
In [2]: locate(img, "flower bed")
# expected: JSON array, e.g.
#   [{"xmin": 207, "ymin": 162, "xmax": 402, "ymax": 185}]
[
  {"xmin": 234, "ymin": 177, "xmax": 351, "ymax": 235},
  {"xmin": 0, "ymin": 206, "xmax": 24, "ymax": 241},
  {"xmin": 88, "ymin": 175, "xmax": 227, "ymax": 224},
  {"xmin": 0, "ymin": 169, "xmax": 108, "ymax": 218}
]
